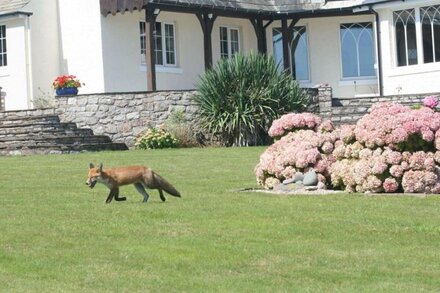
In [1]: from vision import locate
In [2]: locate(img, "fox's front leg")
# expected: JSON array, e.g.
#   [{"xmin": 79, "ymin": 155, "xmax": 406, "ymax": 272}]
[
  {"xmin": 105, "ymin": 188, "xmax": 118, "ymax": 203},
  {"xmin": 114, "ymin": 188, "xmax": 126, "ymax": 202}
]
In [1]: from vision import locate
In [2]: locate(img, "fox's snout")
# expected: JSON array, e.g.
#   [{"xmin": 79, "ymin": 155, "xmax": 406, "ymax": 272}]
[{"xmin": 86, "ymin": 180, "xmax": 97, "ymax": 188}]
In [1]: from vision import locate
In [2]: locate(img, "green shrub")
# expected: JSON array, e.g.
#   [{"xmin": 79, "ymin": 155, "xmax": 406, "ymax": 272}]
[
  {"xmin": 164, "ymin": 110, "xmax": 201, "ymax": 147},
  {"xmin": 194, "ymin": 52, "xmax": 309, "ymax": 146},
  {"xmin": 135, "ymin": 127, "xmax": 179, "ymax": 150}
]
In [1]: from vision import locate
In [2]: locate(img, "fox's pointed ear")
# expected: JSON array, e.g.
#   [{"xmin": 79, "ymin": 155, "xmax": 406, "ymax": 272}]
[
  {"xmin": 89, "ymin": 163, "xmax": 94, "ymax": 169},
  {"xmin": 98, "ymin": 163, "xmax": 103, "ymax": 172}
]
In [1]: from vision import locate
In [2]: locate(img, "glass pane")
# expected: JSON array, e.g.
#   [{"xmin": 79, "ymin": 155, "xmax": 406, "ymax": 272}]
[
  {"xmin": 435, "ymin": 22, "xmax": 440, "ymax": 62},
  {"xmin": 395, "ymin": 22, "xmax": 407, "ymax": 66},
  {"xmin": 230, "ymin": 29, "xmax": 239, "ymax": 55},
  {"xmin": 291, "ymin": 27, "xmax": 309, "ymax": 81},
  {"xmin": 153, "ymin": 22, "xmax": 163, "ymax": 65},
  {"xmin": 220, "ymin": 27, "xmax": 228, "ymax": 58},
  {"xmin": 164, "ymin": 24, "xmax": 175, "ymax": 65},
  {"xmin": 341, "ymin": 26, "xmax": 358, "ymax": 77},
  {"xmin": 358, "ymin": 30, "xmax": 375, "ymax": 76},
  {"xmin": 272, "ymin": 28, "xmax": 284, "ymax": 69},
  {"xmin": 407, "ymin": 23, "xmax": 418, "ymax": 65}
]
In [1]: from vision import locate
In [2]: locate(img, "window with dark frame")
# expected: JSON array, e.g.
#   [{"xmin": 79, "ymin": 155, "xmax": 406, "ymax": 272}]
[
  {"xmin": 420, "ymin": 5, "xmax": 440, "ymax": 64},
  {"xmin": 0, "ymin": 25, "xmax": 7, "ymax": 67}
]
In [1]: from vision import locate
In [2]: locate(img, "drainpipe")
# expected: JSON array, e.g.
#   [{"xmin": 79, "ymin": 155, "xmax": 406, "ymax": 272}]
[
  {"xmin": 24, "ymin": 14, "xmax": 34, "ymax": 108},
  {"xmin": 371, "ymin": 8, "xmax": 384, "ymax": 97}
]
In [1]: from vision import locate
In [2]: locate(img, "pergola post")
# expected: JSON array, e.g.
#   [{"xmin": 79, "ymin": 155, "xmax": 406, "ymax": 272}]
[
  {"xmin": 249, "ymin": 18, "xmax": 273, "ymax": 54},
  {"xmin": 281, "ymin": 17, "xmax": 300, "ymax": 74},
  {"xmin": 145, "ymin": 8, "xmax": 158, "ymax": 91},
  {"xmin": 196, "ymin": 13, "xmax": 217, "ymax": 70}
]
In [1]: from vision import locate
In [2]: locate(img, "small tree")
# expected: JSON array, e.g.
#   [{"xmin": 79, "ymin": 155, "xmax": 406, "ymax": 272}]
[{"xmin": 194, "ymin": 53, "xmax": 308, "ymax": 146}]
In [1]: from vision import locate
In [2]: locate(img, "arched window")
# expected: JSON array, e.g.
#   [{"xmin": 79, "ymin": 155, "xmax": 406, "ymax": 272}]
[
  {"xmin": 420, "ymin": 5, "xmax": 440, "ymax": 63},
  {"xmin": 340, "ymin": 22, "xmax": 375, "ymax": 78},
  {"xmin": 394, "ymin": 9, "xmax": 418, "ymax": 66}
]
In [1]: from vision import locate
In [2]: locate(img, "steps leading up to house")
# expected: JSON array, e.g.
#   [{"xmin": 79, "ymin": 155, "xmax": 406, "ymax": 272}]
[
  {"xmin": 330, "ymin": 95, "xmax": 424, "ymax": 125},
  {"xmin": 0, "ymin": 109, "xmax": 128, "ymax": 155}
]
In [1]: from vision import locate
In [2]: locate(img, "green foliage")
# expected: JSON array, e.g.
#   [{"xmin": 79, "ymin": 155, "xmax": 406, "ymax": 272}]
[
  {"xmin": 164, "ymin": 110, "xmax": 200, "ymax": 147},
  {"xmin": 194, "ymin": 53, "xmax": 309, "ymax": 146},
  {"xmin": 135, "ymin": 127, "xmax": 179, "ymax": 149}
]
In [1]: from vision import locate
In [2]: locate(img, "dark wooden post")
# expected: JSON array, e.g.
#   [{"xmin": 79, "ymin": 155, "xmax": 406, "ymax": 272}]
[
  {"xmin": 145, "ymin": 8, "xmax": 158, "ymax": 91},
  {"xmin": 250, "ymin": 18, "xmax": 267, "ymax": 54},
  {"xmin": 197, "ymin": 13, "xmax": 217, "ymax": 70},
  {"xmin": 281, "ymin": 18, "xmax": 300, "ymax": 74}
]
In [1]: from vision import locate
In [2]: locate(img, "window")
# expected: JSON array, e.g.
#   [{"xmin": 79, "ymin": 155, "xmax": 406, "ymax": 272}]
[
  {"xmin": 140, "ymin": 21, "xmax": 176, "ymax": 66},
  {"xmin": 340, "ymin": 23, "xmax": 375, "ymax": 78},
  {"xmin": 420, "ymin": 5, "xmax": 440, "ymax": 63},
  {"xmin": 272, "ymin": 26, "xmax": 310, "ymax": 81},
  {"xmin": 220, "ymin": 26, "xmax": 240, "ymax": 59},
  {"xmin": 394, "ymin": 9, "xmax": 418, "ymax": 66},
  {"xmin": 0, "ymin": 25, "xmax": 6, "ymax": 67}
]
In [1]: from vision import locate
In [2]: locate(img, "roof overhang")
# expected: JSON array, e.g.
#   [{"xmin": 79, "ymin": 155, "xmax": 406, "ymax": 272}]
[
  {"xmin": 101, "ymin": 0, "xmax": 378, "ymax": 19},
  {"xmin": 0, "ymin": 11, "xmax": 32, "ymax": 20}
]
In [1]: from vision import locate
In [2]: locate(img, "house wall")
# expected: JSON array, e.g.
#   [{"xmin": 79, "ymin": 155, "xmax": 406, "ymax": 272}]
[
  {"xmin": 0, "ymin": 16, "xmax": 30, "ymax": 110},
  {"xmin": 100, "ymin": 11, "xmax": 258, "ymax": 92},
  {"xmin": 376, "ymin": 1, "xmax": 440, "ymax": 96},
  {"xmin": 24, "ymin": 0, "xmax": 61, "ymax": 100}
]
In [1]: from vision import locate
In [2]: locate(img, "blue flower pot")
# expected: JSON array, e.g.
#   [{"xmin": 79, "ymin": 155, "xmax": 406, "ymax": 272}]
[{"xmin": 56, "ymin": 87, "xmax": 78, "ymax": 96}]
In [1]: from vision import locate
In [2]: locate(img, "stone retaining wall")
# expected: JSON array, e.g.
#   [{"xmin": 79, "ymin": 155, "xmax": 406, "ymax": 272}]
[
  {"xmin": 56, "ymin": 90, "xmax": 199, "ymax": 148},
  {"xmin": 55, "ymin": 88, "xmax": 329, "ymax": 148}
]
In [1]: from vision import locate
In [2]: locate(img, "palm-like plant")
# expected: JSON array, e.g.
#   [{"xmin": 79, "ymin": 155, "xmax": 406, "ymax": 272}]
[{"xmin": 194, "ymin": 53, "xmax": 308, "ymax": 146}]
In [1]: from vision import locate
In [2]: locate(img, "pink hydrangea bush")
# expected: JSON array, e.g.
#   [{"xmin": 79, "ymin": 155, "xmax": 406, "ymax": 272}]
[
  {"xmin": 268, "ymin": 113, "xmax": 323, "ymax": 139},
  {"xmin": 256, "ymin": 113, "xmax": 337, "ymax": 188},
  {"xmin": 256, "ymin": 102, "xmax": 440, "ymax": 194},
  {"xmin": 423, "ymin": 95, "xmax": 439, "ymax": 109}
]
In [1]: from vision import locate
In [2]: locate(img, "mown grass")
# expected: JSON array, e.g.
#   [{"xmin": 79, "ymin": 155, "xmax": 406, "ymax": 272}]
[{"xmin": 1, "ymin": 147, "xmax": 440, "ymax": 292}]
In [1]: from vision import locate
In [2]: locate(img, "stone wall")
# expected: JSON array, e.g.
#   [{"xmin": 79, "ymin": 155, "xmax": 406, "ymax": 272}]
[
  {"xmin": 54, "ymin": 88, "xmax": 328, "ymax": 148},
  {"xmin": 55, "ymin": 90, "xmax": 199, "ymax": 148}
]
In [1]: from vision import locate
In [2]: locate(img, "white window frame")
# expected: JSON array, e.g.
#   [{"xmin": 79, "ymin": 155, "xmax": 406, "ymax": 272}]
[
  {"xmin": 339, "ymin": 22, "xmax": 377, "ymax": 81},
  {"xmin": 389, "ymin": 2, "xmax": 440, "ymax": 72},
  {"xmin": 140, "ymin": 21, "xmax": 178, "ymax": 68},
  {"xmin": 219, "ymin": 26, "xmax": 241, "ymax": 59}
]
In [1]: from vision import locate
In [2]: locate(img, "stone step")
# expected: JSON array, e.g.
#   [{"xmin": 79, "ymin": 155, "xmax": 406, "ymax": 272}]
[
  {"xmin": 0, "ymin": 110, "xmax": 128, "ymax": 155},
  {"xmin": 0, "ymin": 135, "xmax": 112, "ymax": 145},
  {"xmin": 0, "ymin": 126, "xmax": 93, "ymax": 137},
  {"xmin": 0, "ymin": 142, "xmax": 128, "ymax": 156},
  {"xmin": 0, "ymin": 115, "xmax": 61, "ymax": 127}
]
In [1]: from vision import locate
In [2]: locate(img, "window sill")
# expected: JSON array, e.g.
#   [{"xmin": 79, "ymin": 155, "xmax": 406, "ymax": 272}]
[
  {"xmin": 389, "ymin": 62, "xmax": 440, "ymax": 77},
  {"xmin": 140, "ymin": 64, "xmax": 183, "ymax": 74},
  {"xmin": 338, "ymin": 78, "xmax": 377, "ymax": 87}
]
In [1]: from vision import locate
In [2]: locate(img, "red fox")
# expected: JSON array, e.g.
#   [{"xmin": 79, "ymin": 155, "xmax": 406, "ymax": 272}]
[{"xmin": 86, "ymin": 163, "xmax": 181, "ymax": 204}]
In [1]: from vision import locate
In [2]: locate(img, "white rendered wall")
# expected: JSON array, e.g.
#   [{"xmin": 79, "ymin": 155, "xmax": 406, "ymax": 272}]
[
  {"xmin": 0, "ymin": 17, "xmax": 29, "ymax": 110},
  {"xmin": 56, "ymin": 0, "xmax": 105, "ymax": 94},
  {"xmin": 23, "ymin": 0, "xmax": 61, "ymax": 101},
  {"xmin": 100, "ymin": 11, "xmax": 258, "ymax": 92}
]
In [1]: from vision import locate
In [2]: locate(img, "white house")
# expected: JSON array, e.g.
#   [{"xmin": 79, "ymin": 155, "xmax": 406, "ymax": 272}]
[{"xmin": 1, "ymin": 0, "xmax": 440, "ymax": 111}]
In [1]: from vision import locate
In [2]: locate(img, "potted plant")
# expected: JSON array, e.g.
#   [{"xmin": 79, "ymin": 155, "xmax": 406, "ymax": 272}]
[{"xmin": 53, "ymin": 75, "xmax": 82, "ymax": 96}]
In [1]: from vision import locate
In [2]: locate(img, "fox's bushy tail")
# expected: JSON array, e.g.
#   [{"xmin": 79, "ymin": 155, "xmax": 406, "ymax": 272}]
[{"xmin": 153, "ymin": 173, "xmax": 181, "ymax": 197}]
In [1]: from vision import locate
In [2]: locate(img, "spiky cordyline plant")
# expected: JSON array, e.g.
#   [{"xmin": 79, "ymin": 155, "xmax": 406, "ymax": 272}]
[{"xmin": 194, "ymin": 53, "xmax": 308, "ymax": 146}]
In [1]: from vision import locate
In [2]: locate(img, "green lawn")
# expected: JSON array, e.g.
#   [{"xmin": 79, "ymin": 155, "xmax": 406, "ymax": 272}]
[{"xmin": 1, "ymin": 147, "xmax": 440, "ymax": 292}]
